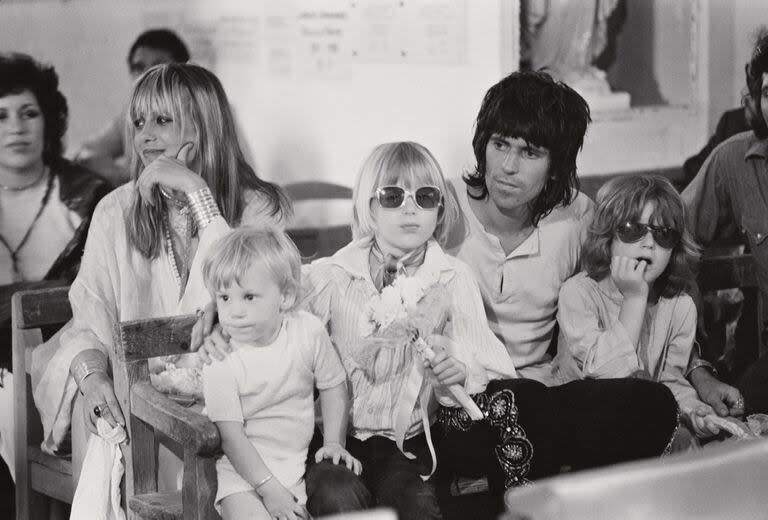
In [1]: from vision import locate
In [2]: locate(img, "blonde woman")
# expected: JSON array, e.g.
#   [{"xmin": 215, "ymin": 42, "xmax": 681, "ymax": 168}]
[{"xmin": 33, "ymin": 63, "xmax": 290, "ymax": 486}]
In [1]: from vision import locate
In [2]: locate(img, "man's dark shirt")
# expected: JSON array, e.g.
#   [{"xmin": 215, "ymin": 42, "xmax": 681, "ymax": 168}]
[
  {"xmin": 682, "ymin": 108, "xmax": 749, "ymax": 188},
  {"xmin": 683, "ymin": 131, "xmax": 768, "ymax": 318}
]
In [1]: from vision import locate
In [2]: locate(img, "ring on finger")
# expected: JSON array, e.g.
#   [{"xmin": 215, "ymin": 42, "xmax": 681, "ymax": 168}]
[{"xmin": 93, "ymin": 403, "xmax": 107, "ymax": 418}]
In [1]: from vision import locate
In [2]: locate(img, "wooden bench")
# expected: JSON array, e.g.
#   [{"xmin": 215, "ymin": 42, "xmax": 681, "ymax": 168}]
[
  {"xmin": 12, "ymin": 286, "xmax": 73, "ymax": 520},
  {"xmin": 113, "ymin": 314, "xmax": 221, "ymax": 519}
]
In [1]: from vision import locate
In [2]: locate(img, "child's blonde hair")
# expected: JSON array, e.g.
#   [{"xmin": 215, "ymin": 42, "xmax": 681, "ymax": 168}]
[
  {"xmin": 202, "ymin": 226, "xmax": 302, "ymax": 310},
  {"xmin": 352, "ymin": 141, "xmax": 460, "ymax": 247},
  {"xmin": 583, "ymin": 175, "xmax": 699, "ymax": 297}
]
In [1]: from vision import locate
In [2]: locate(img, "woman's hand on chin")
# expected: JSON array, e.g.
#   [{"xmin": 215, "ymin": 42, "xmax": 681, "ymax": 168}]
[
  {"xmin": 136, "ymin": 141, "xmax": 207, "ymax": 204},
  {"xmin": 79, "ymin": 371, "xmax": 125, "ymax": 433}
]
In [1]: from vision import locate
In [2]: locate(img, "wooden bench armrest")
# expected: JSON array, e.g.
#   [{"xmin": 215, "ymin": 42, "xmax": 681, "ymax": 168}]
[{"xmin": 130, "ymin": 381, "xmax": 220, "ymax": 456}]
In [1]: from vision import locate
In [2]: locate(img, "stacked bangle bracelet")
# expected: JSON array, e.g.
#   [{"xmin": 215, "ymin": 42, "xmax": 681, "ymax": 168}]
[
  {"xmin": 71, "ymin": 353, "xmax": 108, "ymax": 393},
  {"xmin": 186, "ymin": 187, "xmax": 221, "ymax": 229}
]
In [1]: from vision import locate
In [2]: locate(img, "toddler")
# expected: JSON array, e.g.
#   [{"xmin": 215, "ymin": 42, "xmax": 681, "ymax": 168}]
[{"xmin": 201, "ymin": 227, "xmax": 359, "ymax": 519}]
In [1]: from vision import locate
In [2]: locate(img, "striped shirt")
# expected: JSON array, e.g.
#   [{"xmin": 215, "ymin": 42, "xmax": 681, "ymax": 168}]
[{"xmin": 301, "ymin": 238, "xmax": 516, "ymax": 442}]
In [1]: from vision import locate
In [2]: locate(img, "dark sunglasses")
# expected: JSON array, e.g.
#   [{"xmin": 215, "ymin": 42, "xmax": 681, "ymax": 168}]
[
  {"xmin": 374, "ymin": 185, "xmax": 442, "ymax": 210},
  {"xmin": 615, "ymin": 221, "xmax": 680, "ymax": 249}
]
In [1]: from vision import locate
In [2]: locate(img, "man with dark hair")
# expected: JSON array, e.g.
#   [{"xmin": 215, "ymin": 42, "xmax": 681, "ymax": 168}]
[
  {"xmin": 683, "ymin": 29, "xmax": 768, "ymax": 416},
  {"xmin": 434, "ymin": 70, "xmax": 679, "ymax": 516},
  {"xmin": 74, "ymin": 28, "xmax": 189, "ymax": 185},
  {"xmin": 446, "ymin": 70, "xmax": 595, "ymax": 382},
  {"xmin": 126, "ymin": 28, "xmax": 190, "ymax": 78}
]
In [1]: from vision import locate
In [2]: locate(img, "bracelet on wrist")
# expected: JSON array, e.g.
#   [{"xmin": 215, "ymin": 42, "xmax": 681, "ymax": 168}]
[
  {"xmin": 186, "ymin": 187, "xmax": 221, "ymax": 229},
  {"xmin": 687, "ymin": 359, "xmax": 717, "ymax": 379},
  {"xmin": 71, "ymin": 356, "xmax": 108, "ymax": 394},
  {"xmin": 253, "ymin": 474, "xmax": 273, "ymax": 491}
]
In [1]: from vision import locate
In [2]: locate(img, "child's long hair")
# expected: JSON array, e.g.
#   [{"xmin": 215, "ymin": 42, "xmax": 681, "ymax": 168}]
[
  {"xmin": 352, "ymin": 141, "xmax": 460, "ymax": 247},
  {"xmin": 582, "ymin": 175, "xmax": 699, "ymax": 297},
  {"xmin": 124, "ymin": 63, "xmax": 290, "ymax": 258}
]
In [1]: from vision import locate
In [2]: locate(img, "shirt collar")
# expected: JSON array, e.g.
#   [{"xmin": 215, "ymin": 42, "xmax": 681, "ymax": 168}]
[
  {"xmin": 456, "ymin": 180, "xmax": 542, "ymax": 259},
  {"xmin": 330, "ymin": 236, "xmax": 455, "ymax": 283},
  {"xmin": 506, "ymin": 227, "xmax": 541, "ymax": 259},
  {"xmin": 745, "ymin": 134, "xmax": 768, "ymax": 160}
]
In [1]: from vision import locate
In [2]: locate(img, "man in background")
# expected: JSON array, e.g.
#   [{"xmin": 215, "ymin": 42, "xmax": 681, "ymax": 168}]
[
  {"xmin": 682, "ymin": 103, "xmax": 751, "ymax": 186},
  {"xmin": 74, "ymin": 28, "xmax": 189, "ymax": 185},
  {"xmin": 683, "ymin": 29, "xmax": 768, "ymax": 416}
]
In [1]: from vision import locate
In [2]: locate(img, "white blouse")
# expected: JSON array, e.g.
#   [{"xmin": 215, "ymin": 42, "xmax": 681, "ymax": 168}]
[{"xmin": 34, "ymin": 182, "xmax": 284, "ymax": 452}]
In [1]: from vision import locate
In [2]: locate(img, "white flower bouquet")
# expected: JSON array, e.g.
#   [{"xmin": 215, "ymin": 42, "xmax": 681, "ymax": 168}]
[{"xmin": 357, "ymin": 271, "xmax": 483, "ymax": 420}]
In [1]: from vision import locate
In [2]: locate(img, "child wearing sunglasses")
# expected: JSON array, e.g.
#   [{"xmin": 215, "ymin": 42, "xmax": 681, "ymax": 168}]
[
  {"xmin": 300, "ymin": 141, "xmax": 518, "ymax": 519},
  {"xmin": 555, "ymin": 175, "xmax": 728, "ymax": 442}
]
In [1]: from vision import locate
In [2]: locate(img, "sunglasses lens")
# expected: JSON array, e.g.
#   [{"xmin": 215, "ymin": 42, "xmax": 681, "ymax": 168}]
[
  {"xmin": 616, "ymin": 222, "xmax": 647, "ymax": 243},
  {"xmin": 415, "ymin": 187, "xmax": 441, "ymax": 209},
  {"xmin": 378, "ymin": 187, "xmax": 405, "ymax": 208},
  {"xmin": 617, "ymin": 221, "xmax": 680, "ymax": 248},
  {"xmin": 653, "ymin": 228, "xmax": 680, "ymax": 249}
]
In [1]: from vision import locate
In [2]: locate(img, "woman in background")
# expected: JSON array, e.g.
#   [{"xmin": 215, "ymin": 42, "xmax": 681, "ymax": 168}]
[{"xmin": 0, "ymin": 53, "xmax": 110, "ymax": 504}]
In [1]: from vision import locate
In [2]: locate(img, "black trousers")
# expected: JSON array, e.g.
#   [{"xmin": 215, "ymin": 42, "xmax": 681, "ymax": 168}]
[
  {"xmin": 437, "ymin": 378, "xmax": 679, "ymax": 513},
  {"xmin": 737, "ymin": 353, "xmax": 768, "ymax": 414},
  {"xmin": 306, "ymin": 377, "xmax": 679, "ymax": 517},
  {"xmin": 306, "ymin": 432, "xmax": 440, "ymax": 520}
]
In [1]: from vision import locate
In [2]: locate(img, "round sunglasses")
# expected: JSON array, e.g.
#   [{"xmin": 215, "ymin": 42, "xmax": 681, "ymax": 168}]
[
  {"xmin": 615, "ymin": 221, "xmax": 680, "ymax": 249},
  {"xmin": 374, "ymin": 185, "xmax": 442, "ymax": 210}
]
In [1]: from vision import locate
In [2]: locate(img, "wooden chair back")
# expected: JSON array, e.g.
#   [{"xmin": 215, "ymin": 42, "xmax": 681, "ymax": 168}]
[
  {"xmin": 288, "ymin": 226, "xmax": 353, "ymax": 262},
  {"xmin": 284, "ymin": 181, "xmax": 353, "ymax": 201},
  {"xmin": 11, "ymin": 285, "xmax": 73, "ymax": 520},
  {"xmin": 697, "ymin": 252, "xmax": 758, "ymax": 291},
  {"xmin": 285, "ymin": 181, "xmax": 353, "ymax": 261},
  {"xmin": 112, "ymin": 314, "xmax": 220, "ymax": 520},
  {"xmin": 697, "ymin": 252, "xmax": 765, "ymax": 357}
]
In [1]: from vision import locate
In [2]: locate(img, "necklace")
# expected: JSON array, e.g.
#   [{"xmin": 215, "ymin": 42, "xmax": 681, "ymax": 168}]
[
  {"xmin": 159, "ymin": 186, "xmax": 190, "ymax": 215},
  {"xmin": 0, "ymin": 171, "xmax": 55, "ymax": 281},
  {"xmin": 163, "ymin": 209, "xmax": 195, "ymax": 298},
  {"xmin": 0, "ymin": 167, "xmax": 47, "ymax": 191}
]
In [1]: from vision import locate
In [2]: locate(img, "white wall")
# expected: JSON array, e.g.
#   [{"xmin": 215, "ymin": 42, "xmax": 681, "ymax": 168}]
[
  {"xmin": 731, "ymin": 0, "xmax": 768, "ymax": 108},
  {"xmin": 3, "ymin": 0, "xmax": 768, "ymax": 184},
  {"xmin": 0, "ymin": 1, "xmax": 182, "ymax": 158},
  {"xmin": 707, "ymin": 0, "xmax": 768, "ymax": 132},
  {"xmin": 0, "ymin": 0, "xmax": 510, "ymax": 188}
]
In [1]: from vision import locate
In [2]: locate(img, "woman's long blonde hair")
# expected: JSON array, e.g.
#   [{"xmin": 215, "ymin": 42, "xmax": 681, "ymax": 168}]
[{"xmin": 124, "ymin": 63, "xmax": 290, "ymax": 258}]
